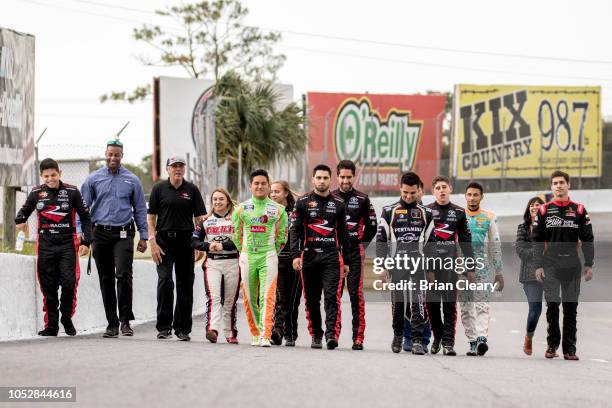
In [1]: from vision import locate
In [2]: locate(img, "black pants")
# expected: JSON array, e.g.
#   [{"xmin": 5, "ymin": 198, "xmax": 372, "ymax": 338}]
[
  {"xmin": 37, "ymin": 236, "xmax": 80, "ymax": 330},
  {"xmin": 544, "ymin": 269, "xmax": 581, "ymax": 354},
  {"xmin": 92, "ymin": 226, "xmax": 135, "ymax": 328},
  {"xmin": 391, "ymin": 268, "xmax": 427, "ymax": 341},
  {"xmin": 301, "ymin": 249, "xmax": 343, "ymax": 341},
  {"xmin": 273, "ymin": 256, "xmax": 302, "ymax": 341},
  {"xmin": 425, "ymin": 270, "xmax": 457, "ymax": 347},
  {"xmin": 342, "ymin": 246, "xmax": 366, "ymax": 342},
  {"xmin": 155, "ymin": 232, "xmax": 195, "ymax": 334}
]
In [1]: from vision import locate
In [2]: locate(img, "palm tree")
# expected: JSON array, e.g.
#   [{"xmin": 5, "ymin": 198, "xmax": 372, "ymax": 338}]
[{"xmin": 214, "ymin": 71, "xmax": 306, "ymax": 197}]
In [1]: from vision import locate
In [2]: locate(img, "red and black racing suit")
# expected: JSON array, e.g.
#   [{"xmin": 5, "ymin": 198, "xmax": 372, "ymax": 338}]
[
  {"xmin": 15, "ymin": 182, "xmax": 93, "ymax": 332},
  {"xmin": 425, "ymin": 201, "xmax": 473, "ymax": 347},
  {"xmin": 333, "ymin": 188, "xmax": 377, "ymax": 343},
  {"xmin": 290, "ymin": 191, "xmax": 350, "ymax": 341},
  {"xmin": 532, "ymin": 199, "xmax": 594, "ymax": 354}
]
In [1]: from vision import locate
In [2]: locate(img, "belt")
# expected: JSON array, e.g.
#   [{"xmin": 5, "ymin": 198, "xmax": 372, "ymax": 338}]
[
  {"xmin": 209, "ymin": 253, "xmax": 239, "ymax": 260},
  {"xmin": 158, "ymin": 230, "xmax": 191, "ymax": 238},
  {"xmin": 304, "ymin": 247, "xmax": 338, "ymax": 253},
  {"xmin": 95, "ymin": 222, "xmax": 134, "ymax": 232}
]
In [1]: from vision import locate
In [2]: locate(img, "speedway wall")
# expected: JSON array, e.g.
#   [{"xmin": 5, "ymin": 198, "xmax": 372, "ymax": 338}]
[{"xmin": 0, "ymin": 255, "xmax": 206, "ymax": 341}]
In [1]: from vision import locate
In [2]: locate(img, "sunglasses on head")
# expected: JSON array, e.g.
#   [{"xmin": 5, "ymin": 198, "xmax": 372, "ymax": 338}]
[{"xmin": 107, "ymin": 139, "xmax": 124, "ymax": 148}]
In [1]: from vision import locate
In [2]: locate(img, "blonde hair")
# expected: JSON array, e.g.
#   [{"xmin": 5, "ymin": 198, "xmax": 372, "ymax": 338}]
[{"xmin": 210, "ymin": 187, "xmax": 235, "ymax": 216}]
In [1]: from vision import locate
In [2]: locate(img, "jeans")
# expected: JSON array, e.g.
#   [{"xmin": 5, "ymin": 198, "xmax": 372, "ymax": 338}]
[
  {"xmin": 404, "ymin": 318, "xmax": 431, "ymax": 344},
  {"xmin": 522, "ymin": 281, "xmax": 543, "ymax": 336}
]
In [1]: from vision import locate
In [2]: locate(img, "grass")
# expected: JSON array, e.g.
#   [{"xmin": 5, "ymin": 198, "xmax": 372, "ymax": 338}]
[
  {"xmin": 1, "ymin": 223, "xmax": 36, "ymax": 255},
  {"xmin": 0, "ymin": 241, "xmax": 36, "ymax": 256}
]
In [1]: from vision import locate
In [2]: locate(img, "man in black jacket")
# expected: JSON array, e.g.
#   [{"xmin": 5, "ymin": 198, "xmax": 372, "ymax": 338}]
[
  {"xmin": 533, "ymin": 170, "xmax": 594, "ymax": 361},
  {"xmin": 15, "ymin": 158, "xmax": 93, "ymax": 336},
  {"xmin": 333, "ymin": 160, "xmax": 377, "ymax": 350},
  {"xmin": 290, "ymin": 164, "xmax": 350, "ymax": 350}
]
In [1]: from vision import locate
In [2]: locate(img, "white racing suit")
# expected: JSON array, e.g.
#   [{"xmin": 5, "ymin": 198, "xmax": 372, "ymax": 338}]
[
  {"xmin": 191, "ymin": 213, "xmax": 240, "ymax": 338},
  {"xmin": 459, "ymin": 208, "xmax": 503, "ymax": 341}
]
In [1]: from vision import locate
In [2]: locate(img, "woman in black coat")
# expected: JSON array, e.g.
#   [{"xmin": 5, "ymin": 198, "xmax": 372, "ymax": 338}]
[{"xmin": 515, "ymin": 196, "xmax": 545, "ymax": 355}]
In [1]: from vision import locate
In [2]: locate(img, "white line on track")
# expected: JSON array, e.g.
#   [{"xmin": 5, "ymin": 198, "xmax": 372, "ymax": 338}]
[{"xmin": 589, "ymin": 359, "xmax": 610, "ymax": 363}]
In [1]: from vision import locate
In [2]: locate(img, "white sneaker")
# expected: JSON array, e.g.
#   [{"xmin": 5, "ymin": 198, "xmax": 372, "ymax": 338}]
[
  {"xmin": 260, "ymin": 338, "xmax": 271, "ymax": 347},
  {"xmin": 251, "ymin": 336, "xmax": 260, "ymax": 346}
]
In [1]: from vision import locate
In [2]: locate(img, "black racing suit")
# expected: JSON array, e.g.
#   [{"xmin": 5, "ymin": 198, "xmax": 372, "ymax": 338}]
[
  {"xmin": 377, "ymin": 199, "xmax": 434, "ymax": 342},
  {"xmin": 532, "ymin": 199, "xmax": 594, "ymax": 354},
  {"xmin": 273, "ymin": 205, "xmax": 303, "ymax": 342},
  {"xmin": 333, "ymin": 188, "xmax": 377, "ymax": 343},
  {"xmin": 425, "ymin": 201, "xmax": 473, "ymax": 347},
  {"xmin": 15, "ymin": 182, "xmax": 93, "ymax": 331},
  {"xmin": 290, "ymin": 191, "xmax": 350, "ymax": 341}
]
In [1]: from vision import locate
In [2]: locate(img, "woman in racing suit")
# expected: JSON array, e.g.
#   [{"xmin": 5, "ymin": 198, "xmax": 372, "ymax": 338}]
[{"xmin": 191, "ymin": 188, "xmax": 240, "ymax": 344}]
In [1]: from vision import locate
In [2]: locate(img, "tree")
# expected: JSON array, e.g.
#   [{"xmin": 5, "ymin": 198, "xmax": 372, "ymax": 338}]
[
  {"xmin": 101, "ymin": 0, "xmax": 285, "ymax": 103},
  {"xmin": 214, "ymin": 71, "xmax": 306, "ymax": 196}
]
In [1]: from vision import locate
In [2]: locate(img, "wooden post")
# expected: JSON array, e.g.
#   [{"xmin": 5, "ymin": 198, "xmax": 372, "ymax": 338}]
[{"xmin": 2, "ymin": 187, "xmax": 18, "ymax": 250}]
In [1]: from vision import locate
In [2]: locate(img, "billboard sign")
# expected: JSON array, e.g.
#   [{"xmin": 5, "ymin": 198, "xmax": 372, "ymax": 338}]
[
  {"xmin": 452, "ymin": 84, "xmax": 601, "ymax": 179},
  {"xmin": 307, "ymin": 92, "xmax": 446, "ymax": 192},
  {"xmin": 0, "ymin": 27, "xmax": 35, "ymax": 186}
]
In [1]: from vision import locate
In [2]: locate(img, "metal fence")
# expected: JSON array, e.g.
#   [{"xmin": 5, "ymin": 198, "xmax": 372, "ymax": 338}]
[{"xmin": 306, "ymin": 112, "xmax": 612, "ymax": 195}]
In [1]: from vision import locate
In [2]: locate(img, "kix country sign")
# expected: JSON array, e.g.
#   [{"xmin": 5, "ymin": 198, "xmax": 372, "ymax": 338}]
[
  {"xmin": 452, "ymin": 85, "xmax": 601, "ymax": 179},
  {"xmin": 307, "ymin": 92, "xmax": 446, "ymax": 192}
]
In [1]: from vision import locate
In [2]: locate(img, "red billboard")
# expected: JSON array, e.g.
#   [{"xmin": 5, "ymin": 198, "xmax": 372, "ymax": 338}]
[{"xmin": 307, "ymin": 92, "xmax": 446, "ymax": 193}]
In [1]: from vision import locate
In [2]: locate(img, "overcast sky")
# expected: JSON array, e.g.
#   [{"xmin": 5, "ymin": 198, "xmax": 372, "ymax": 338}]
[{"xmin": 3, "ymin": 0, "xmax": 612, "ymax": 164}]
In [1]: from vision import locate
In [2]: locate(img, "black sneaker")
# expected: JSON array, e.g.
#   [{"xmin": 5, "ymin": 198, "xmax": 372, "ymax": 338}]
[
  {"xmin": 285, "ymin": 338, "xmax": 296, "ymax": 347},
  {"xmin": 271, "ymin": 331, "xmax": 283, "ymax": 346},
  {"xmin": 476, "ymin": 336, "xmax": 488, "ymax": 356},
  {"xmin": 391, "ymin": 335, "xmax": 403, "ymax": 353},
  {"xmin": 412, "ymin": 342, "xmax": 425, "ymax": 355},
  {"xmin": 466, "ymin": 341, "xmax": 477, "ymax": 356},
  {"xmin": 326, "ymin": 338, "xmax": 338, "ymax": 350},
  {"xmin": 61, "ymin": 318, "xmax": 77, "ymax": 336},
  {"xmin": 311, "ymin": 337, "xmax": 323, "ymax": 349},
  {"xmin": 176, "ymin": 332, "xmax": 191, "ymax": 341},
  {"xmin": 120, "ymin": 322, "xmax": 134, "ymax": 336},
  {"xmin": 443, "ymin": 346, "xmax": 457, "ymax": 356},
  {"xmin": 157, "ymin": 329, "xmax": 172, "ymax": 339},
  {"xmin": 103, "ymin": 326, "xmax": 119, "ymax": 338},
  {"xmin": 38, "ymin": 328, "xmax": 58, "ymax": 337},
  {"xmin": 352, "ymin": 341, "xmax": 364, "ymax": 350},
  {"xmin": 430, "ymin": 337, "xmax": 442, "ymax": 354}
]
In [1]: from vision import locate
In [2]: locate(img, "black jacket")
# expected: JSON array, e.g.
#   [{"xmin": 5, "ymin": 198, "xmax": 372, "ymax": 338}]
[
  {"xmin": 426, "ymin": 201, "xmax": 474, "ymax": 261},
  {"xmin": 515, "ymin": 223, "xmax": 540, "ymax": 283},
  {"xmin": 289, "ymin": 191, "xmax": 350, "ymax": 263},
  {"xmin": 532, "ymin": 199, "xmax": 594, "ymax": 273},
  {"xmin": 332, "ymin": 188, "xmax": 377, "ymax": 249},
  {"xmin": 15, "ymin": 182, "xmax": 93, "ymax": 245},
  {"xmin": 376, "ymin": 198, "xmax": 434, "ymax": 259}
]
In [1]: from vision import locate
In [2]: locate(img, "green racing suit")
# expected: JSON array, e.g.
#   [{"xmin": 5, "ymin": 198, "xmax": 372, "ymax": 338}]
[{"xmin": 232, "ymin": 196, "xmax": 288, "ymax": 340}]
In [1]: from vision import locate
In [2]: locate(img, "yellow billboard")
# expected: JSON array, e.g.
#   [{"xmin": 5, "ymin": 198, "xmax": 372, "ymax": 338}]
[{"xmin": 452, "ymin": 85, "xmax": 601, "ymax": 179}]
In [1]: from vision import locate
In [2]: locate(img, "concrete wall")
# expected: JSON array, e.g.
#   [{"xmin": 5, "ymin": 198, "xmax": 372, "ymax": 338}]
[
  {"xmin": 370, "ymin": 189, "xmax": 612, "ymax": 217},
  {"xmin": 0, "ymin": 253, "xmax": 205, "ymax": 341}
]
